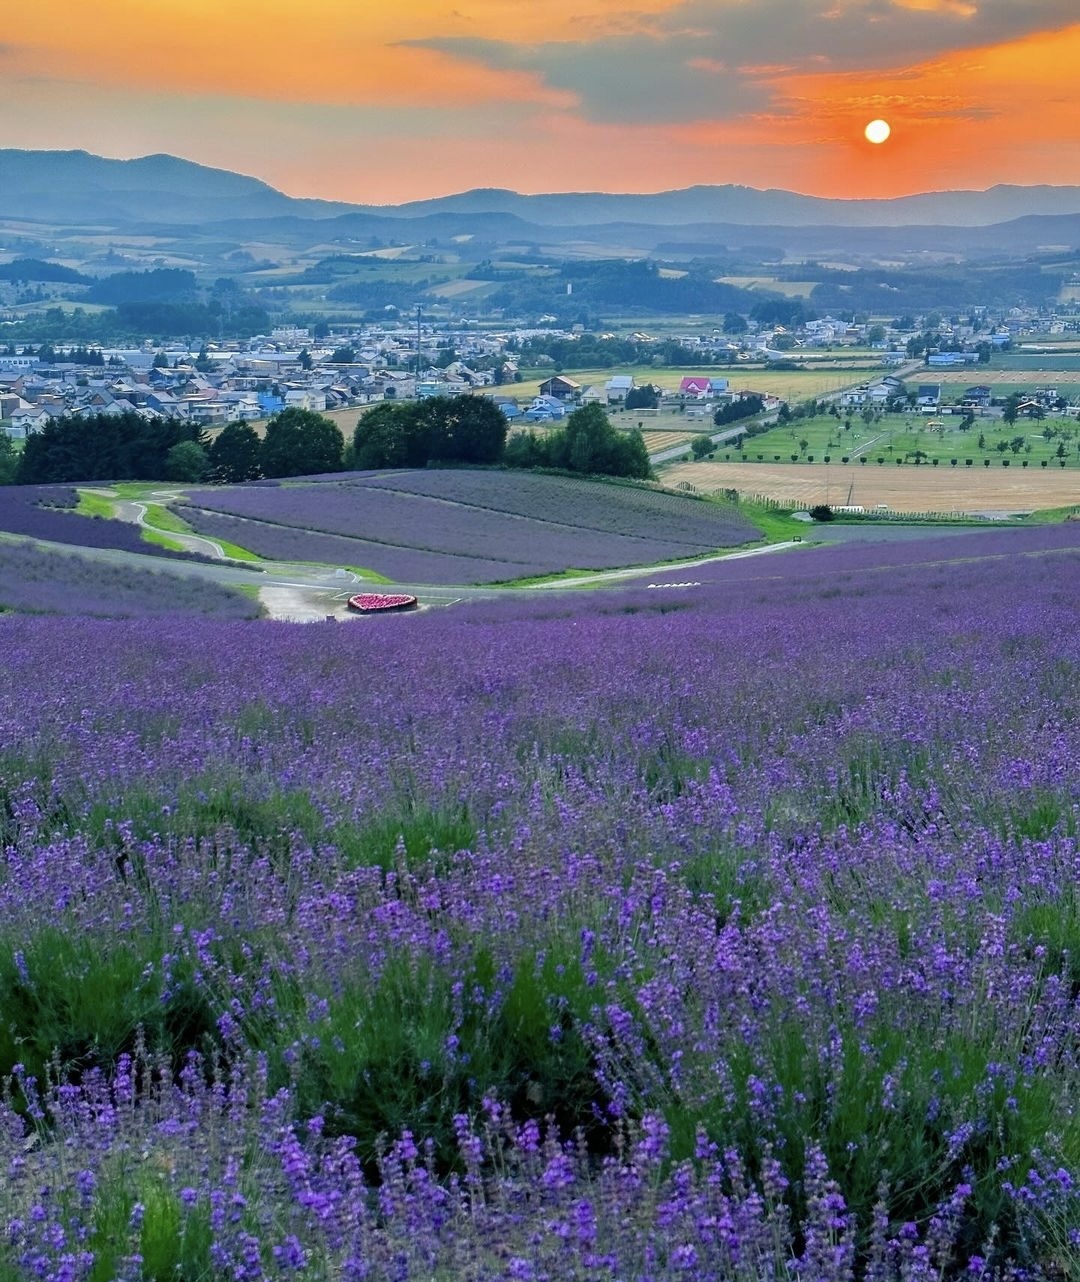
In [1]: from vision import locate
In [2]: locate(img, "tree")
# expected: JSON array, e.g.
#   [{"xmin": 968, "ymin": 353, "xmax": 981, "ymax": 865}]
[
  {"xmin": 506, "ymin": 404, "xmax": 651, "ymax": 479},
  {"xmin": 625, "ymin": 384, "xmax": 660, "ymax": 411},
  {"xmin": 330, "ymin": 346, "xmax": 356, "ymax": 364},
  {"xmin": 432, "ymin": 395, "xmax": 508, "ymax": 464},
  {"xmin": 208, "ymin": 421, "xmax": 263, "ymax": 483},
  {"xmin": 690, "ymin": 434, "xmax": 714, "ymax": 460},
  {"xmin": 165, "ymin": 440, "xmax": 209, "ymax": 482},
  {"xmin": 16, "ymin": 411, "xmax": 203, "ymax": 484},
  {"xmin": 261, "ymin": 408, "xmax": 344, "ymax": 478},
  {"xmin": 0, "ymin": 433, "xmax": 17, "ymax": 485},
  {"xmin": 559, "ymin": 404, "xmax": 650, "ymax": 478},
  {"xmin": 1003, "ymin": 393, "xmax": 1021, "ymax": 426},
  {"xmin": 808, "ymin": 504, "xmax": 834, "ymax": 521},
  {"xmin": 299, "ymin": 348, "xmax": 313, "ymax": 371},
  {"xmin": 352, "ymin": 402, "xmax": 429, "ymax": 469}
]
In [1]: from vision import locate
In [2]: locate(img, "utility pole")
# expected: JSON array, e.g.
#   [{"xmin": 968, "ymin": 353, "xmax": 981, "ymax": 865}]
[{"xmin": 415, "ymin": 304, "xmax": 422, "ymax": 392}]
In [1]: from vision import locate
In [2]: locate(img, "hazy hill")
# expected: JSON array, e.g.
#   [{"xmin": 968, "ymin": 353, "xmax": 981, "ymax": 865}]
[
  {"xmin": 0, "ymin": 150, "xmax": 354, "ymax": 225},
  {"xmin": 359, "ymin": 184, "xmax": 1080, "ymax": 229},
  {"xmin": 4, "ymin": 149, "xmax": 1080, "ymax": 233}
]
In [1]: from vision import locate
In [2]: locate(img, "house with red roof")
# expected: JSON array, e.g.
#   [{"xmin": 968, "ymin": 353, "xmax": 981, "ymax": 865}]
[{"xmin": 679, "ymin": 376, "xmax": 712, "ymax": 398}]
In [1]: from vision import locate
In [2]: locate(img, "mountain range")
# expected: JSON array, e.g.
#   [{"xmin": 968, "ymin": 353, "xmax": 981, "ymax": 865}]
[{"xmin": 2, "ymin": 149, "xmax": 1079, "ymax": 259}]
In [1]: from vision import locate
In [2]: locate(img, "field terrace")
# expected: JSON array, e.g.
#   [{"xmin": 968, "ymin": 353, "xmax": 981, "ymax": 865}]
[
  {"xmin": 180, "ymin": 470, "xmax": 760, "ymax": 583},
  {"xmin": 1, "ymin": 524, "xmax": 1080, "ymax": 1277}
]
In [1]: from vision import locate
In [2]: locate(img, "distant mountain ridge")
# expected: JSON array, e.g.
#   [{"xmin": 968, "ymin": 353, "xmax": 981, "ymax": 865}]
[{"xmin": 3, "ymin": 149, "xmax": 1080, "ymax": 232}]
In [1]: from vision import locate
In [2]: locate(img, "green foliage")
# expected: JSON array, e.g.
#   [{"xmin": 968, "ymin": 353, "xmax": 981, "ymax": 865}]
[
  {"xmin": 208, "ymin": 420, "xmax": 263, "ymax": 483},
  {"xmin": 0, "ymin": 434, "xmax": 17, "ymax": 485},
  {"xmin": 261, "ymin": 407, "xmax": 344, "ymax": 478},
  {"xmin": 714, "ymin": 395, "xmax": 765, "ymax": 428},
  {"xmin": 690, "ymin": 433, "xmax": 714, "ymax": 460},
  {"xmin": 0, "ymin": 927, "xmax": 207, "ymax": 1085},
  {"xmin": 808, "ymin": 503, "xmax": 835, "ymax": 522},
  {"xmin": 0, "ymin": 257, "xmax": 90, "ymax": 285},
  {"xmin": 506, "ymin": 404, "xmax": 651, "ymax": 480},
  {"xmin": 624, "ymin": 383, "xmax": 660, "ymax": 410},
  {"xmin": 298, "ymin": 938, "xmax": 606, "ymax": 1171},
  {"xmin": 85, "ymin": 268, "xmax": 197, "ymax": 306},
  {"xmin": 164, "ymin": 439, "xmax": 209, "ymax": 483},
  {"xmin": 16, "ymin": 411, "xmax": 204, "ymax": 484},
  {"xmin": 352, "ymin": 395, "xmax": 508, "ymax": 469}
]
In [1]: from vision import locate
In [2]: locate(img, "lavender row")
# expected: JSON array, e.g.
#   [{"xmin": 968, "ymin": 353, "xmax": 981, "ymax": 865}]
[
  {"xmin": 181, "ymin": 504, "xmax": 544, "ymax": 582},
  {"xmin": 355, "ymin": 467, "xmax": 760, "ymax": 546},
  {"xmin": 0, "ymin": 484, "xmax": 203, "ymax": 560},
  {"xmin": 0, "ymin": 540, "xmax": 260, "ymax": 618},
  {"xmin": 183, "ymin": 480, "xmax": 743, "ymax": 573}
]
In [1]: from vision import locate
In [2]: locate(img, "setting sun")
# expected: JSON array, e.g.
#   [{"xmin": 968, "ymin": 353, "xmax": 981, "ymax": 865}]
[{"xmin": 864, "ymin": 118, "xmax": 892, "ymax": 145}]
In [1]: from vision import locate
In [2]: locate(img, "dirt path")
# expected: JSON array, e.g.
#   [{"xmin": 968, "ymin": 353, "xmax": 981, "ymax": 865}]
[{"xmin": 258, "ymin": 585, "xmax": 345, "ymax": 622}]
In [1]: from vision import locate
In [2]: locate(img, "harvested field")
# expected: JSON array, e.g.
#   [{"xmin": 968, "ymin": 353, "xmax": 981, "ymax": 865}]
[
  {"xmin": 925, "ymin": 368, "xmax": 1080, "ymax": 385},
  {"xmin": 639, "ymin": 429, "xmax": 694, "ymax": 451},
  {"xmin": 662, "ymin": 461, "xmax": 1080, "ymax": 513}
]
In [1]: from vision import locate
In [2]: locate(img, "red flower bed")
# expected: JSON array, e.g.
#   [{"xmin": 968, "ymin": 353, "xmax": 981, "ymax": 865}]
[{"xmin": 346, "ymin": 593, "xmax": 419, "ymax": 614}]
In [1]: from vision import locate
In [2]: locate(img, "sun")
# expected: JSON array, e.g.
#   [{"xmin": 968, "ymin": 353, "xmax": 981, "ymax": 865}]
[{"xmin": 864, "ymin": 119, "xmax": 891, "ymax": 145}]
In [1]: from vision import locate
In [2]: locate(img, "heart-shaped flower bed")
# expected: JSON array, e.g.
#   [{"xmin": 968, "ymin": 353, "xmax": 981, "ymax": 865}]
[{"xmin": 347, "ymin": 593, "xmax": 419, "ymax": 614}]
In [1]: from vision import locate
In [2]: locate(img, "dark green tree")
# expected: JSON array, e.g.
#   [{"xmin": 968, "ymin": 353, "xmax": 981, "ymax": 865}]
[
  {"xmin": 16, "ymin": 412, "xmax": 202, "ymax": 484},
  {"xmin": 261, "ymin": 408, "xmax": 344, "ymax": 478},
  {"xmin": 690, "ymin": 434, "xmax": 714, "ymax": 460},
  {"xmin": 165, "ymin": 440, "xmax": 209, "ymax": 482},
  {"xmin": 0, "ymin": 434, "xmax": 17, "ymax": 485},
  {"xmin": 427, "ymin": 395, "xmax": 508, "ymax": 464},
  {"xmin": 552, "ymin": 404, "xmax": 651, "ymax": 479},
  {"xmin": 352, "ymin": 402, "xmax": 429, "ymax": 469},
  {"xmin": 625, "ymin": 384, "xmax": 660, "ymax": 411},
  {"xmin": 208, "ymin": 421, "xmax": 263, "ymax": 483},
  {"xmin": 1003, "ymin": 393, "xmax": 1021, "ymax": 426}
]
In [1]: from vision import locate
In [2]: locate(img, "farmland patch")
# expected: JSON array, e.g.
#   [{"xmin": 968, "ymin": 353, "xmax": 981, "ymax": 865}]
[{"xmin": 180, "ymin": 470, "xmax": 759, "ymax": 583}]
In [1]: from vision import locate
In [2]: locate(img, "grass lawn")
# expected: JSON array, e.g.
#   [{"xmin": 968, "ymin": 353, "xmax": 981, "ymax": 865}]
[
  {"xmin": 725, "ymin": 412, "xmax": 1080, "ymax": 468},
  {"xmin": 75, "ymin": 490, "xmax": 116, "ymax": 518}
]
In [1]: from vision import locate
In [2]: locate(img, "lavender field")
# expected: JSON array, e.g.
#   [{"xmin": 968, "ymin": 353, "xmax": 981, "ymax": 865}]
[
  {"xmin": 0, "ymin": 486, "xmax": 203, "ymax": 561},
  {"xmin": 181, "ymin": 470, "xmax": 759, "ymax": 583},
  {"xmin": 2, "ymin": 526, "xmax": 1080, "ymax": 1279},
  {"xmin": 0, "ymin": 541, "xmax": 260, "ymax": 618}
]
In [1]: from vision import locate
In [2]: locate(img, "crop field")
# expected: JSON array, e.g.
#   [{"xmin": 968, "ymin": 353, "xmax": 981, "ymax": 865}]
[
  {"xmin": 2, "ymin": 526, "xmax": 1080, "ymax": 1277},
  {"xmin": 716, "ymin": 274, "xmax": 818, "ymax": 297},
  {"xmin": 718, "ymin": 412, "xmax": 1080, "ymax": 468},
  {"xmin": 919, "ymin": 368, "xmax": 1080, "ymax": 398},
  {"xmin": 0, "ymin": 540, "xmax": 258, "ymax": 618},
  {"xmin": 517, "ymin": 364, "xmax": 886, "ymax": 402},
  {"xmin": 180, "ymin": 470, "xmax": 760, "ymax": 583},
  {"xmin": 662, "ymin": 459, "xmax": 1080, "ymax": 513}
]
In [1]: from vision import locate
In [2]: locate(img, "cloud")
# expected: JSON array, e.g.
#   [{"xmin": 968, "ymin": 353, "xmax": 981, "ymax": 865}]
[{"xmin": 408, "ymin": 0, "xmax": 1080, "ymax": 123}]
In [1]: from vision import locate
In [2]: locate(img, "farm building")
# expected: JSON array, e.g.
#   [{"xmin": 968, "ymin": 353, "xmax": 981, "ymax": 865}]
[
  {"xmin": 538, "ymin": 375, "xmax": 580, "ymax": 401},
  {"xmin": 606, "ymin": 375, "xmax": 635, "ymax": 402}
]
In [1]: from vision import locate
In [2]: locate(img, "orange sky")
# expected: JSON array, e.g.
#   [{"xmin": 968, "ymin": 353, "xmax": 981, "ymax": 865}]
[{"xmin": 1, "ymin": 0, "xmax": 1078, "ymax": 202}]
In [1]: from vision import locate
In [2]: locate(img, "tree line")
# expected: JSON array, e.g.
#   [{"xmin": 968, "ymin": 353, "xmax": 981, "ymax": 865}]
[{"xmin": 10, "ymin": 398, "xmax": 652, "ymax": 486}]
